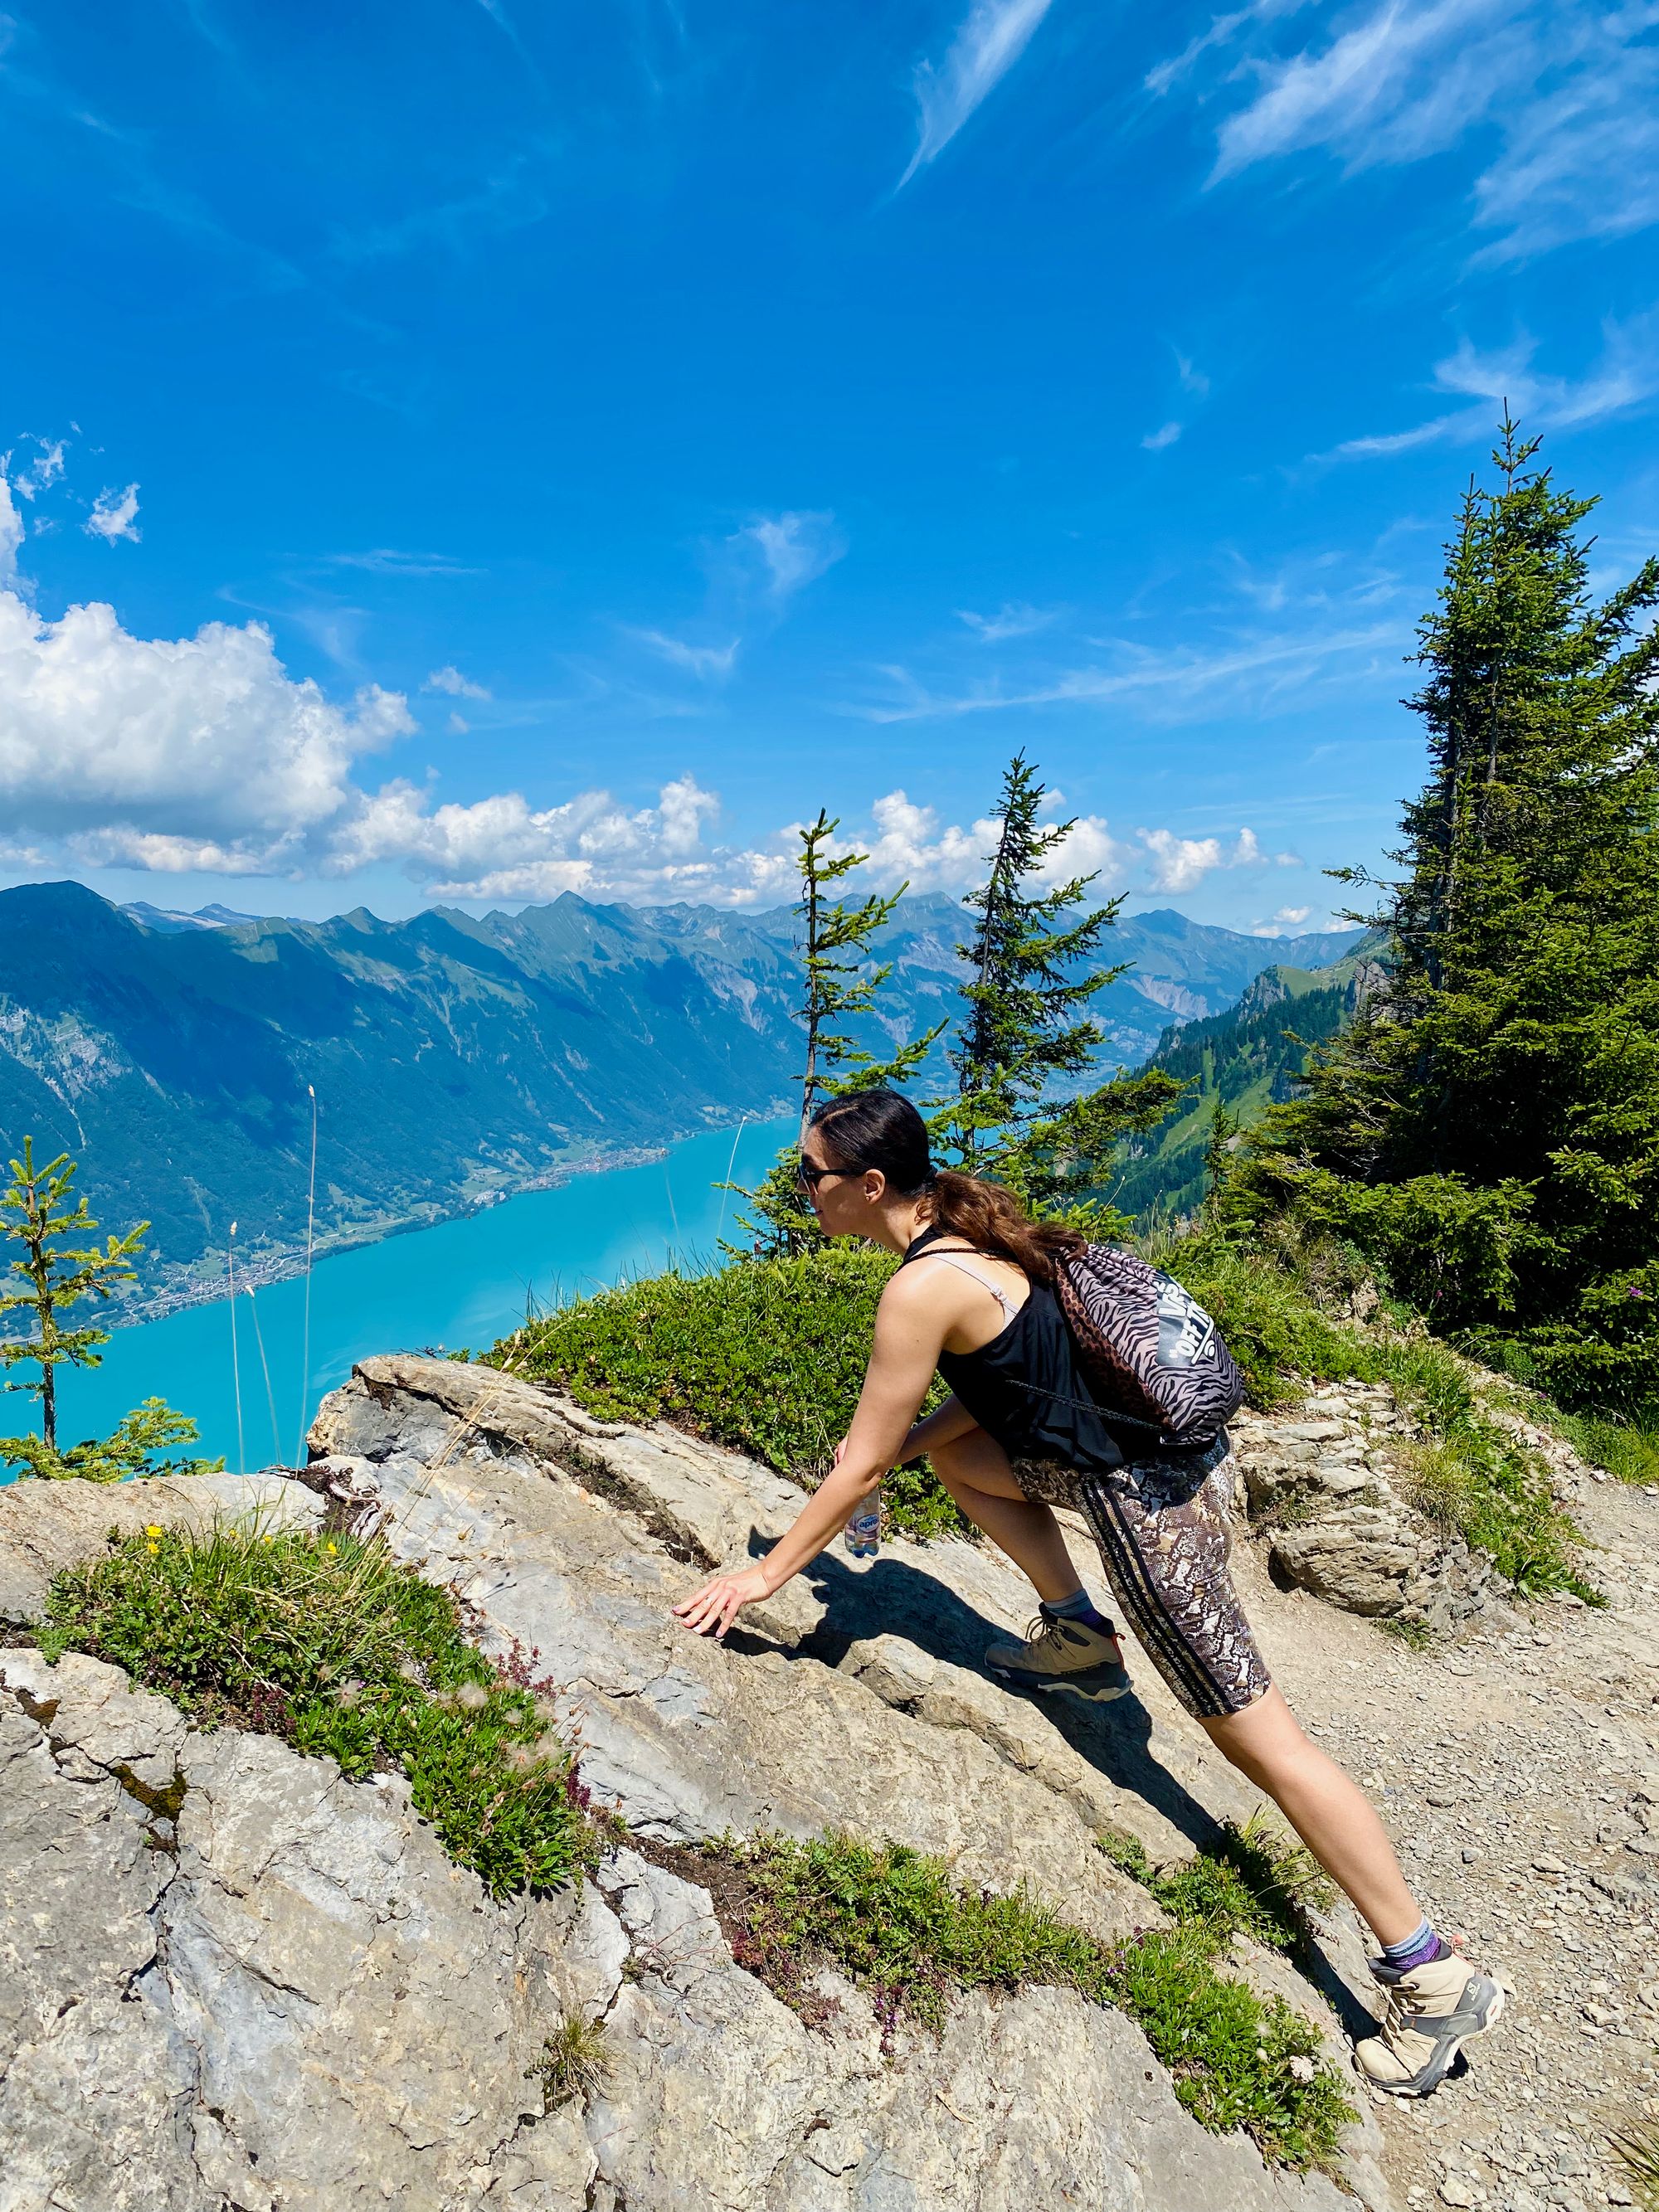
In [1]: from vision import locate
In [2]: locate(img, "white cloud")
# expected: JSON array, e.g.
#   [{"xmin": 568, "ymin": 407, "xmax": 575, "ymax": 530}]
[
  {"xmin": 1327, "ymin": 315, "xmax": 1659, "ymax": 461},
  {"xmin": 8, "ymin": 437, "xmax": 67, "ymax": 501},
  {"xmin": 629, "ymin": 629, "xmax": 741, "ymax": 678},
  {"xmin": 331, "ymin": 548, "xmax": 479, "ymax": 576},
  {"xmin": 447, "ymin": 712, "xmax": 469, "ymax": 734},
  {"xmin": 1141, "ymin": 421, "xmax": 1183, "ymax": 452},
  {"xmin": 1253, "ymin": 904, "xmax": 1314, "ymax": 935},
  {"xmin": 842, "ymin": 788, "xmax": 1133, "ymax": 897},
  {"xmin": 85, "ymin": 484, "xmax": 141, "ymax": 544},
  {"xmin": 1190, "ymin": 0, "xmax": 1659, "ymax": 262},
  {"xmin": 0, "ymin": 479, "xmax": 22, "ymax": 585},
  {"xmin": 1138, "ymin": 824, "xmax": 1297, "ymax": 892},
  {"xmin": 333, "ymin": 772, "xmax": 790, "ymax": 905},
  {"xmin": 1175, "ymin": 352, "xmax": 1211, "ymax": 397},
  {"xmin": 902, "ymin": 0, "xmax": 1053, "ymax": 187},
  {"xmin": 0, "ymin": 586, "xmax": 411, "ymax": 872},
  {"xmin": 955, "ymin": 600, "xmax": 1058, "ymax": 642},
  {"xmin": 424, "ymin": 664, "xmax": 492, "ymax": 699},
  {"xmin": 731, "ymin": 510, "xmax": 843, "ymax": 602},
  {"xmin": 1146, "ymin": 0, "xmax": 1315, "ymax": 98},
  {"xmin": 861, "ymin": 622, "xmax": 1399, "ymax": 723}
]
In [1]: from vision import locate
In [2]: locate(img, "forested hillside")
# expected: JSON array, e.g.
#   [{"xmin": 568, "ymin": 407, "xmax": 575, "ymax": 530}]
[{"xmin": 1111, "ymin": 938, "xmax": 1387, "ymax": 1226}]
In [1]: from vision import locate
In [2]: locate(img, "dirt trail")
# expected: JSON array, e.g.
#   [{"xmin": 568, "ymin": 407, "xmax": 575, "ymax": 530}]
[{"xmin": 1233, "ymin": 1461, "xmax": 1659, "ymax": 2212}]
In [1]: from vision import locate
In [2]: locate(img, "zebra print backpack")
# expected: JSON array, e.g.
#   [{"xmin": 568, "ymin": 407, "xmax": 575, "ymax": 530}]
[{"xmin": 1053, "ymin": 1245, "xmax": 1245, "ymax": 1451}]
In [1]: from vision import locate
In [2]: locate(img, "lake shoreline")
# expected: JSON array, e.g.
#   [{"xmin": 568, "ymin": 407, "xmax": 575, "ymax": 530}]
[{"xmin": 92, "ymin": 1109, "xmax": 789, "ymax": 1334}]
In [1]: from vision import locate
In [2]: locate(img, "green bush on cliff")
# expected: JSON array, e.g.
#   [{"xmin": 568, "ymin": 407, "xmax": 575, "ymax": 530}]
[
  {"xmin": 500, "ymin": 1246, "xmax": 965, "ymax": 1540},
  {"xmin": 40, "ymin": 1522, "xmax": 596, "ymax": 1898},
  {"xmin": 686, "ymin": 1830, "xmax": 1353, "ymax": 2171},
  {"xmin": 512, "ymin": 1228, "xmax": 1597, "ymax": 1592}
]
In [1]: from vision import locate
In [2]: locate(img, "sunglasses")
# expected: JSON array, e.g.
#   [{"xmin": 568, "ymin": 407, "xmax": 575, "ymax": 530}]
[{"xmin": 795, "ymin": 1159, "xmax": 864, "ymax": 1190}]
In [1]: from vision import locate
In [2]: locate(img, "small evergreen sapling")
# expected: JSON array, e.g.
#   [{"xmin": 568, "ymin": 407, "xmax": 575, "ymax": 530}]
[
  {"xmin": 729, "ymin": 809, "xmax": 942, "ymax": 1257},
  {"xmin": 0, "ymin": 1138, "xmax": 220, "ymax": 1481}
]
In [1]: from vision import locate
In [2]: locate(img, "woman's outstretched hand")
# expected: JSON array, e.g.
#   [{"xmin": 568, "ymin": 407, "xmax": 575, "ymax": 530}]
[{"xmin": 672, "ymin": 1562, "xmax": 772, "ymax": 1640}]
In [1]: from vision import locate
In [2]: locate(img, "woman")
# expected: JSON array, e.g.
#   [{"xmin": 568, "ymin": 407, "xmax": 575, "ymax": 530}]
[{"xmin": 674, "ymin": 1089, "xmax": 1503, "ymax": 2098}]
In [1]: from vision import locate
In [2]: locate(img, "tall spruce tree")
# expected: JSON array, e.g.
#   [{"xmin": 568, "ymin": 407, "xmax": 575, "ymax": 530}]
[
  {"xmin": 936, "ymin": 755, "xmax": 1183, "ymax": 1217},
  {"xmin": 945, "ymin": 755, "xmax": 1122, "ymax": 1158},
  {"xmin": 1229, "ymin": 424, "xmax": 1659, "ymax": 1408}
]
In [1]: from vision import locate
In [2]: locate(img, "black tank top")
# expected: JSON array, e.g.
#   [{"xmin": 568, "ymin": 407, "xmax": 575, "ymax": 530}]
[{"xmin": 901, "ymin": 1226, "xmax": 1124, "ymax": 1473}]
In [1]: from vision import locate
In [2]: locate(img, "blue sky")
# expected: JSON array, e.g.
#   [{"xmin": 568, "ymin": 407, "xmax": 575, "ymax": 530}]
[{"xmin": 1, "ymin": 0, "xmax": 1655, "ymax": 933}]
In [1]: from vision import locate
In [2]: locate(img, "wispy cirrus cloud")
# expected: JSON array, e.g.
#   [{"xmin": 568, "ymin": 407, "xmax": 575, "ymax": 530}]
[
  {"xmin": 955, "ymin": 600, "xmax": 1058, "ymax": 642},
  {"xmin": 857, "ymin": 620, "xmax": 1399, "ymax": 723},
  {"xmin": 627, "ymin": 629, "xmax": 741, "ymax": 679},
  {"xmin": 730, "ymin": 509, "xmax": 844, "ymax": 601},
  {"xmin": 1160, "ymin": 0, "xmax": 1659, "ymax": 264},
  {"xmin": 328, "ymin": 548, "xmax": 481, "ymax": 576},
  {"xmin": 901, "ymin": 0, "xmax": 1053, "ymax": 187},
  {"xmin": 1324, "ymin": 314, "xmax": 1659, "ymax": 461}
]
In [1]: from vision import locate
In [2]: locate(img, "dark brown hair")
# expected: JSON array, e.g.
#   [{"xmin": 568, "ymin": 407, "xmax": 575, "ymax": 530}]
[{"xmin": 809, "ymin": 1088, "xmax": 1083, "ymax": 1286}]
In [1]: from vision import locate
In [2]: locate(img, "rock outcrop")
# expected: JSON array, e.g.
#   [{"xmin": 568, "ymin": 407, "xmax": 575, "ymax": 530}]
[
  {"xmin": 0, "ymin": 1354, "xmax": 1408, "ymax": 2212},
  {"xmin": 1232, "ymin": 1383, "xmax": 1496, "ymax": 1631}
]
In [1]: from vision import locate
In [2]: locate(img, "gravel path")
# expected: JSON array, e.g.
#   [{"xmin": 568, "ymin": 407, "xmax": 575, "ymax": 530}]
[{"xmin": 1233, "ymin": 1441, "xmax": 1659, "ymax": 2211}]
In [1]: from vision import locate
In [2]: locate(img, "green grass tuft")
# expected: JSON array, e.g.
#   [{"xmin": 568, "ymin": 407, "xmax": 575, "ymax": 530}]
[
  {"xmin": 38, "ymin": 1523, "xmax": 596, "ymax": 1898},
  {"xmin": 1613, "ymin": 2122, "xmax": 1659, "ymax": 2212},
  {"xmin": 527, "ymin": 2010, "xmax": 610, "ymax": 2112},
  {"xmin": 709, "ymin": 1830, "xmax": 1353, "ymax": 2171},
  {"xmin": 499, "ymin": 1247, "xmax": 966, "ymax": 1541},
  {"xmin": 1097, "ymin": 1811, "xmax": 1333, "ymax": 1957}
]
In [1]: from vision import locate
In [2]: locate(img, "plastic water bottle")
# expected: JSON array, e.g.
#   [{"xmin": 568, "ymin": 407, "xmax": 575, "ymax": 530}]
[{"xmin": 844, "ymin": 1485, "xmax": 881, "ymax": 1558}]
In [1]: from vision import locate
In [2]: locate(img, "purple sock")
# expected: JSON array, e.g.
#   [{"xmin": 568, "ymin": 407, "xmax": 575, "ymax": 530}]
[
  {"xmin": 1042, "ymin": 1589, "xmax": 1116, "ymax": 1636},
  {"xmin": 1380, "ymin": 1918, "xmax": 1449, "ymax": 1972}
]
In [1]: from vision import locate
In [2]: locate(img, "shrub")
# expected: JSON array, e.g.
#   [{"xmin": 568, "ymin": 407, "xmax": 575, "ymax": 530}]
[
  {"xmin": 39, "ymin": 1524, "xmax": 595, "ymax": 1898},
  {"xmin": 501, "ymin": 1247, "xmax": 966, "ymax": 1540},
  {"xmin": 703, "ymin": 1830, "xmax": 1353, "ymax": 2171},
  {"xmin": 1097, "ymin": 1810, "xmax": 1333, "ymax": 1957}
]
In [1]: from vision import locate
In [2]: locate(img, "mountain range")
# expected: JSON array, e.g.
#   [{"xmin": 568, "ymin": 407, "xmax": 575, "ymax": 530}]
[{"xmin": 0, "ymin": 881, "xmax": 1359, "ymax": 1315}]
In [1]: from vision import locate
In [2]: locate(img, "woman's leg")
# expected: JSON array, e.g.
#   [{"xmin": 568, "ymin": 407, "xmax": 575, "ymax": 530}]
[
  {"xmin": 929, "ymin": 1427, "xmax": 1089, "ymax": 1604},
  {"xmin": 1200, "ymin": 1687, "xmax": 1422, "ymax": 1947}
]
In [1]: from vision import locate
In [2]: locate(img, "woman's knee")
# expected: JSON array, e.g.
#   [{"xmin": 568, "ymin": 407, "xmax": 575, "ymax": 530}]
[{"xmin": 930, "ymin": 1428, "xmax": 1028, "ymax": 1502}]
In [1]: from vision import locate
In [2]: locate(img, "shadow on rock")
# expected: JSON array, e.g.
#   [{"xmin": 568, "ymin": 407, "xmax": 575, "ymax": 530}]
[{"xmin": 728, "ymin": 1533, "xmax": 1234, "ymax": 1863}]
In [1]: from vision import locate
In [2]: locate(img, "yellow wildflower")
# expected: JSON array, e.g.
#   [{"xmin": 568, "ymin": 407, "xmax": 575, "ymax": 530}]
[{"xmin": 144, "ymin": 1524, "xmax": 163, "ymax": 1539}]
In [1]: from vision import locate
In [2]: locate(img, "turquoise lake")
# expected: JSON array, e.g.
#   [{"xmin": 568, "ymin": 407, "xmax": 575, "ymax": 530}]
[{"xmin": 35, "ymin": 1116, "xmax": 795, "ymax": 1477}]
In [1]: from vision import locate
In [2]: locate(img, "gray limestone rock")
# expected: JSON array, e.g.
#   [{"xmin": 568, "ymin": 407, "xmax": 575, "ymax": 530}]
[
  {"xmin": 0, "ymin": 1470, "xmax": 321, "ymax": 1626},
  {"xmin": 0, "ymin": 1361, "xmax": 1393, "ymax": 2212},
  {"xmin": 1232, "ymin": 1398, "xmax": 1496, "ymax": 1631}
]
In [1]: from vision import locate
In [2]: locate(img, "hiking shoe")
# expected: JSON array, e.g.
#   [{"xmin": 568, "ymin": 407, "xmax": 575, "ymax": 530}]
[
  {"xmin": 984, "ymin": 1613, "xmax": 1131, "ymax": 1703},
  {"xmin": 1355, "ymin": 1951, "xmax": 1505, "ymax": 2097}
]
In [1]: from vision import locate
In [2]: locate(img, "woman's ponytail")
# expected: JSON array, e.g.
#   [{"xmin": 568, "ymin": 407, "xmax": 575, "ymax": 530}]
[
  {"xmin": 926, "ymin": 1165, "xmax": 1083, "ymax": 1285},
  {"xmin": 808, "ymin": 1088, "xmax": 1084, "ymax": 1285}
]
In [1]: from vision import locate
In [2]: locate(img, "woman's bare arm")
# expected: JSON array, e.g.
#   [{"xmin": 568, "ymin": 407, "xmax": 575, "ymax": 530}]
[{"xmin": 673, "ymin": 1268, "xmax": 951, "ymax": 1637}]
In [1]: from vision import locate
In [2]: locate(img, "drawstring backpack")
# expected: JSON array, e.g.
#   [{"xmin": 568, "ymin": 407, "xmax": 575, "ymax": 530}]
[{"xmin": 1050, "ymin": 1245, "xmax": 1245, "ymax": 1451}]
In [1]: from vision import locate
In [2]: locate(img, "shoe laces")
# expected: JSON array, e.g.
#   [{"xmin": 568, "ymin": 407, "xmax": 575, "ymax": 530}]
[{"xmin": 1024, "ymin": 1612, "xmax": 1072, "ymax": 1656}]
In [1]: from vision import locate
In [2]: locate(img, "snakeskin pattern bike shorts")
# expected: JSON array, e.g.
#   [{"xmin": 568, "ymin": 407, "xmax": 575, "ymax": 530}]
[{"xmin": 1010, "ymin": 1435, "xmax": 1272, "ymax": 1719}]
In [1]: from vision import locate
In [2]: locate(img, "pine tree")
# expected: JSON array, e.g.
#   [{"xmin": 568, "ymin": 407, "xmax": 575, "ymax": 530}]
[
  {"xmin": 727, "ymin": 810, "xmax": 942, "ymax": 1257},
  {"xmin": 945, "ymin": 756, "xmax": 1123, "ymax": 1159},
  {"xmin": 1230, "ymin": 424, "xmax": 1659, "ymax": 1408},
  {"xmin": 0, "ymin": 1140, "xmax": 221, "ymax": 1480},
  {"xmin": 933, "ymin": 755, "xmax": 1183, "ymax": 1219},
  {"xmin": 0, "ymin": 1140, "xmax": 145, "ymax": 1450},
  {"xmin": 793, "ymin": 809, "xmax": 941, "ymax": 1141}
]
